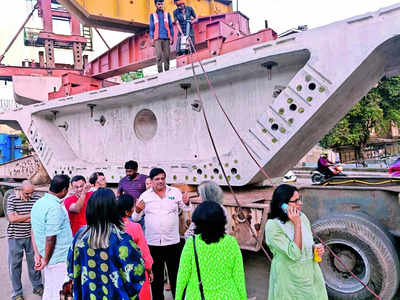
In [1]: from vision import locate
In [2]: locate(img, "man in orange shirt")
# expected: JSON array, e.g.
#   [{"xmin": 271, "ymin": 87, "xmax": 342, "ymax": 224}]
[{"xmin": 64, "ymin": 175, "xmax": 92, "ymax": 235}]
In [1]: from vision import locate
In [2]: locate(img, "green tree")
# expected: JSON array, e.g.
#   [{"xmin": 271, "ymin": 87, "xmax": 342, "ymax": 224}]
[{"xmin": 320, "ymin": 76, "xmax": 400, "ymax": 160}]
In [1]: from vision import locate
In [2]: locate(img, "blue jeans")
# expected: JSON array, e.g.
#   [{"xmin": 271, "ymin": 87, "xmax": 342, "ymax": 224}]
[{"xmin": 8, "ymin": 237, "xmax": 43, "ymax": 298}]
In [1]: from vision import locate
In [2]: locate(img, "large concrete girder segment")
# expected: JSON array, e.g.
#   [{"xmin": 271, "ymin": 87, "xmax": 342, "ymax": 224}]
[{"xmin": 0, "ymin": 4, "xmax": 399, "ymax": 186}]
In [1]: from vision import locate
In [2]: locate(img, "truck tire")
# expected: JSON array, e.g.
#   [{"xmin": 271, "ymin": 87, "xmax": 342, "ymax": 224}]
[
  {"xmin": 312, "ymin": 211, "xmax": 400, "ymax": 300},
  {"xmin": 3, "ymin": 189, "xmax": 15, "ymax": 221}
]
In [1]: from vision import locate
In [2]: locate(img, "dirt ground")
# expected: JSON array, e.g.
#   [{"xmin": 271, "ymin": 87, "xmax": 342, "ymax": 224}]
[{"xmin": 0, "ymin": 212, "xmax": 269, "ymax": 299}]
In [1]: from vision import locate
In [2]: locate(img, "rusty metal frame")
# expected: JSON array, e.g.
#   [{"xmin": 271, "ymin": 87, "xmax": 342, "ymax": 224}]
[{"xmin": 84, "ymin": 12, "xmax": 276, "ymax": 80}]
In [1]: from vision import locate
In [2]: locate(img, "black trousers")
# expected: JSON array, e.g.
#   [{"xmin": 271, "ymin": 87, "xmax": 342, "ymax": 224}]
[{"xmin": 149, "ymin": 243, "xmax": 182, "ymax": 300}]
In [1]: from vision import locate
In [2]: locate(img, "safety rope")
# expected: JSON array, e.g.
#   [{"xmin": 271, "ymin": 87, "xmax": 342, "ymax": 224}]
[
  {"xmin": 181, "ymin": 24, "xmax": 381, "ymax": 299},
  {"xmin": 185, "ymin": 37, "xmax": 274, "ymax": 186},
  {"xmin": 187, "ymin": 38, "xmax": 272, "ymax": 262},
  {"xmin": 313, "ymin": 234, "xmax": 382, "ymax": 300}
]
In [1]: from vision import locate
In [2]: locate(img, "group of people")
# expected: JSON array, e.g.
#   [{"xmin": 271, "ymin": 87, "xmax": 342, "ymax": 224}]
[
  {"xmin": 7, "ymin": 158, "xmax": 329, "ymax": 300},
  {"xmin": 150, "ymin": 0, "xmax": 197, "ymax": 73}
]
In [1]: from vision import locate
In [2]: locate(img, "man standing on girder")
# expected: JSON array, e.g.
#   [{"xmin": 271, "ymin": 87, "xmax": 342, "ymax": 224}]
[
  {"xmin": 173, "ymin": 0, "xmax": 197, "ymax": 56},
  {"xmin": 150, "ymin": 0, "xmax": 174, "ymax": 73}
]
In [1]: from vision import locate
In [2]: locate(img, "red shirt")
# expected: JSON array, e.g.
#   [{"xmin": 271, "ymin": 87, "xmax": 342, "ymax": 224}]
[{"xmin": 64, "ymin": 192, "xmax": 93, "ymax": 235}]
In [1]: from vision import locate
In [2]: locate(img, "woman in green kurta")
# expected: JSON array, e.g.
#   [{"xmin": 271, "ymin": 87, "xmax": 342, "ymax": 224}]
[
  {"xmin": 176, "ymin": 201, "xmax": 247, "ymax": 300},
  {"xmin": 265, "ymin": 184, "xmax": 328, "ymax": 300}
]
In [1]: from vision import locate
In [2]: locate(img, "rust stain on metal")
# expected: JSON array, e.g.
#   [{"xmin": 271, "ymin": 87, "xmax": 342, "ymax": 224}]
[
  {"xmin": 0, "ymin": 155, "xmax": 50, "ymax": 184},
  {"xmin": 179, "ymin": 188, "xmax": 272, "ymax": 251}
]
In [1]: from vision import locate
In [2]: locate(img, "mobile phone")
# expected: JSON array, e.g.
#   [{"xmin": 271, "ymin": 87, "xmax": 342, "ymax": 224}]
[{"xmin": 281, "ymin": 203, "xmax": 301, "ymax": 215}]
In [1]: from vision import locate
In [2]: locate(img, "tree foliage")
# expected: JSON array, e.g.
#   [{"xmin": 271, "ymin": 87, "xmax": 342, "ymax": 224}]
[{"xmin": 320, "ymin": 76, "xmax": 400, "ymax": 157}]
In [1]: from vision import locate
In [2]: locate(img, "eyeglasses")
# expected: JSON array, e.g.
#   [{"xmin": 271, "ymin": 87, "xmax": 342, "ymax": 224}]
[{"xmin": 288, "ymin": 198, "xmax": 302, "ymax": 203}]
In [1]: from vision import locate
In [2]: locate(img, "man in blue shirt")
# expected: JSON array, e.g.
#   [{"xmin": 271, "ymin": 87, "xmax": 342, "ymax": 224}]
[
  {"xmin": 173, "ymin": 0, "xmax": 197, "ymax": 56},
  {"xmin": 150, "ymin": 0, "xmax": 174, "ymax": 73},
  {"xmin": 31, "ymin": 175, "xmax": 72, "ymax": 300}
]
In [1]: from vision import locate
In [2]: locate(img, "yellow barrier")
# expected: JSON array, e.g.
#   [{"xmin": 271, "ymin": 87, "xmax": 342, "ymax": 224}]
[{"xmin": 322, "ymin": 179, "xmax": 399, "ymax": 186}]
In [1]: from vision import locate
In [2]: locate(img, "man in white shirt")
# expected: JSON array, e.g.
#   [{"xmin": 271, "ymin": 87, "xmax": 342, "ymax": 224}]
[{"xmin": 132, "ymin": 168, "xmax": 190, "ymax": 300}]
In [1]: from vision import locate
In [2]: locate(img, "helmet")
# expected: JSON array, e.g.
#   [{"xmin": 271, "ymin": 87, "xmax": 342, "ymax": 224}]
[{"xmin": 321, "ymin": 151, "xmax": 328, "ymax": 157}]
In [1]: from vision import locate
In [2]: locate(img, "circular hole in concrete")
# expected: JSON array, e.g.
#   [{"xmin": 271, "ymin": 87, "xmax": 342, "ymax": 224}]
[
  {"xmin": 308, "ymin": 83, "xmax": 317, "ymax": 90},
  {"xmin": 231, "ymin": 168, "xmax": 238, "ymax": 175},
  {"xmin": 134, "ymin": 109, "xmax": 157, "ymax": 141},
  {"xmin": 197, "ymin": 169, "xmax": 203, "ymax": 175},
  {"xmin": 213, "ymin": 168, "xmax": 220, "ymax": 174},
  {"xmin": 289, "ymin": 104, "xmax": 297, "ymax": 111},
  {"xmin": 271, "ymin": 124, "xmax": 279, "ymax": 131}
]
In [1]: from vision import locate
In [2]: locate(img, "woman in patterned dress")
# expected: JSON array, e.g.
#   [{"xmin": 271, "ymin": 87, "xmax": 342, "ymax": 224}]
[
  {"xmin": 176, "ymin": 201, "xmax": 247, "ymax": 299},
  {"xmin": 67, "ymin": 188, "xmax": 145, "ymax": 299}
]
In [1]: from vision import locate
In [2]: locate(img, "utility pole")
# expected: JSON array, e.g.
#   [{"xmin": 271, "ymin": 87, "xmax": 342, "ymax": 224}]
[{"xmin": 236, "ymin": 0, "xmax": 239, "ymax": 11}]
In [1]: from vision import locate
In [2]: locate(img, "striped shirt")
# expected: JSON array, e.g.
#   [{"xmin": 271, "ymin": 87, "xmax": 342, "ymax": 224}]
[{"xmin": 7, "ymin": 191, "xmax": 41, "ymax": 239}]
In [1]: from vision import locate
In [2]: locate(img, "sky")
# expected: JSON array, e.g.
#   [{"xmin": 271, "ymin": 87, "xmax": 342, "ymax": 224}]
[
  {"xmin": 240, "ymin": 0, "xmax": 400, "ymax": 33},
  {"xmin": 98, "ymin": 1, "xmax": 400, "ymax": 43},
  {"xmin": 0, "ymin": 0, "xmax": 399, "ymax": 100}
]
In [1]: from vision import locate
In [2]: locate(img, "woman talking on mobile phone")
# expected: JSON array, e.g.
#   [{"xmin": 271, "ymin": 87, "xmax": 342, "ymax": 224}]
[{"xmin": 265, "ymin": 184, "xmax": 328, "ymax": 300}]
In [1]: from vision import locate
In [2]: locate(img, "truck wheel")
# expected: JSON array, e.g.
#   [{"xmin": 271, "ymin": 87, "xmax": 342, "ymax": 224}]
[
  {"xmin": 3, "ymin": 189, "xmax": 15, "ymax": 221},
  {"xmin": 312, "ymin": 212, "xmax": 399, "ymax": 300}
]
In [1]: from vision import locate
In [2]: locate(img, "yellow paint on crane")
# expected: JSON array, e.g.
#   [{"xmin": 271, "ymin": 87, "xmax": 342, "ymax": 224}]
[{"xmin": 57, "ymin": 0, "xmax": 232, "ymax": 32}]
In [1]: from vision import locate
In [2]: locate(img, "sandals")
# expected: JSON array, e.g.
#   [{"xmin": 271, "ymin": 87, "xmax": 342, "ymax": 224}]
[
  {"xmin": 33, "ymin": 288, "xmax": 44, "ymax": 296},
  {"xmin": 14, "ymin": 296, "xmax": 24, "ymax": 300}
]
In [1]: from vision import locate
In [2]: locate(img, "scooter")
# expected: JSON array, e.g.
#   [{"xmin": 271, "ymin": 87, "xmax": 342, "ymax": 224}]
[{"xmin": 311, "ymin": 164, "xmax": 346, "ymax": 184}]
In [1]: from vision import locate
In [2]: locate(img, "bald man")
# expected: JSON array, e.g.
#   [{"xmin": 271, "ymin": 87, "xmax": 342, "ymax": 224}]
[{"xmin": 7, "ymin": 181, "xmax": 43, "ymax": 299}]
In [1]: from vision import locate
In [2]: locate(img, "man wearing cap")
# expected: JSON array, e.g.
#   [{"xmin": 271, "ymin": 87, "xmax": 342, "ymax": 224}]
[
  {"xmin": 150, "ymin": 0, "xmax": 174, "ymax": 73},
  {"xmin": 173, "ymin": 0, "xmax": 197, "ymax": 56},
  {"xmin": 132, "ymin": 168, "xmax": 190, "ymax": 300}
]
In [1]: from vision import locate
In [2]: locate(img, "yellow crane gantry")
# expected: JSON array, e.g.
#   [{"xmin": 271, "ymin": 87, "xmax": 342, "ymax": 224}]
[{"xmin": 57, "ymin": 0, "xmax": 233, "ymax": 32}]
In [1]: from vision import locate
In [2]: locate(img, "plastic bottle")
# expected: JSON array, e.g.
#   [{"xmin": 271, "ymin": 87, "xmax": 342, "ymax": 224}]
[{"xmin": 314, "ymin": 247, "xmax": 322, "ymax": 262}]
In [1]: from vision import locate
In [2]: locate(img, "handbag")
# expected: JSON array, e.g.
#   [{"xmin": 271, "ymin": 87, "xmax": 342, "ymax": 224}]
[{"xmin": 193, "ymin": 235, "xmax": 206, "ymax": 300}]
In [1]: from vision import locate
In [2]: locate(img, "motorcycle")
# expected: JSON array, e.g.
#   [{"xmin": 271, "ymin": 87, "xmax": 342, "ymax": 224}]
[{"xmin": 311, "ymin": 164, "xmax": 346, "ymax": 184}]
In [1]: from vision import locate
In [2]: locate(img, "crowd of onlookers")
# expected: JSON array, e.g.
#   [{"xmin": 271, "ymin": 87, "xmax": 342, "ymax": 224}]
[
  {"xmin": 7, "ymin": 160, "xmax": 248, "ymax": 300},
  {"xmin": 7, "ymin": 158, "xmax": 329, "ymax": 300}
]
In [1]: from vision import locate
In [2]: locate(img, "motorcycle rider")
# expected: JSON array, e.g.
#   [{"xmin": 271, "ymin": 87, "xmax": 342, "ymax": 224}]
[{"xmin": 317, "ymin": 152, "xmax": 335, "ymax": 178}]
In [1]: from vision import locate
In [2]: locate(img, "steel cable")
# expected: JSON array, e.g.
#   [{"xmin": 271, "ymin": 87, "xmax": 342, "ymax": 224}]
[{"xmin": 179, "ymin": 24, "xmax": 382, "ymax": 299}]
